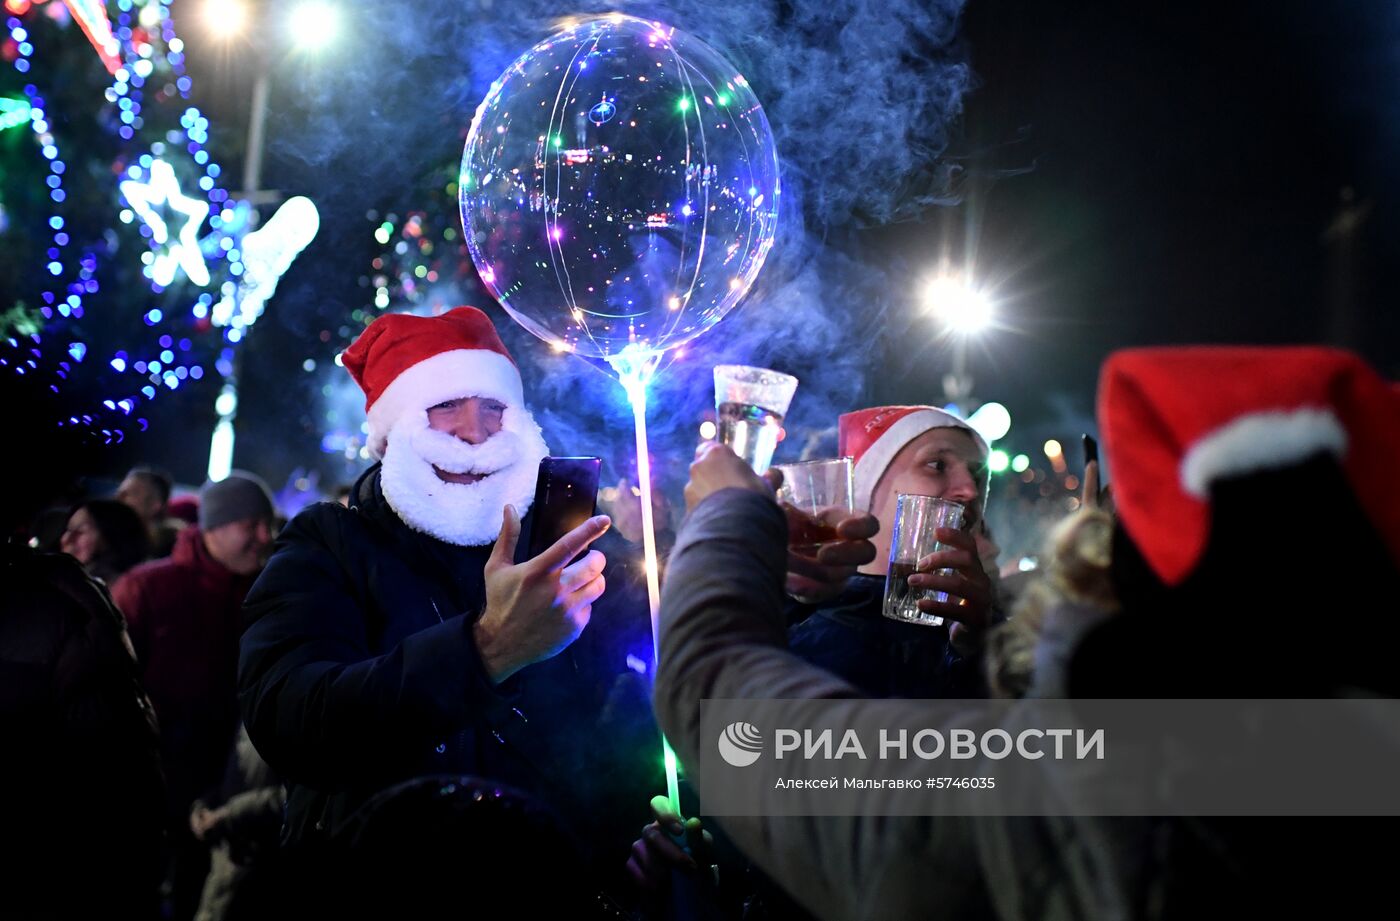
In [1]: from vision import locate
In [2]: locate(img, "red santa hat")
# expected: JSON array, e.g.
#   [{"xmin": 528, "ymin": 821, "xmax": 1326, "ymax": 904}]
[
  {"xmin": 1099, "ymin": 346, "xmax": 1400, "ymax": 587},
  {"xmin": 838, "ymin": 405, "xmax": 990, "ymax": 513},
  {"xmin": 342, "ymin": 306, "xmax": 525, "ymax": 459}
]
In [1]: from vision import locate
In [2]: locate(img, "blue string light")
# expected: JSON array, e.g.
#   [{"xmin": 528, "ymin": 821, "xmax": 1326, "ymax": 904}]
[{"xmin": 3, "ymin": 3, "xmax": 240, "ymax": 441}]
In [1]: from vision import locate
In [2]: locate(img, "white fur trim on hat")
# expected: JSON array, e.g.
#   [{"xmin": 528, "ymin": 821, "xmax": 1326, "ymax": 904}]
[
  {"xmin": 366, "ymin": 348, "xmax": 524, "ymax": 460},
  {"xmin": 1180, "ymin": 408, "xmax": 1347, "ymax": 498},
  {"xmin": 852, "ymin": 409, "xmax": 989, "ymax": 513}
]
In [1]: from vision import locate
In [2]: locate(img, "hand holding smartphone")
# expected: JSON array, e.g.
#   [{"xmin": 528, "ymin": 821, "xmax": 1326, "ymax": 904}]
[{"xmin": 526, "ymin": 457, "xmax": 602, "ymax": 562}]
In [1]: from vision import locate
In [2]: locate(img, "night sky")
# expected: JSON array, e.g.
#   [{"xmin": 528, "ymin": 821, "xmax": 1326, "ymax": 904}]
[
  {"xmin": 20, "ymin": 0, "xmax": 1399, "ymax": 500},
  {"xmin": 869, "ymin": 0, "xmax": 1400, "ymax": 447}
]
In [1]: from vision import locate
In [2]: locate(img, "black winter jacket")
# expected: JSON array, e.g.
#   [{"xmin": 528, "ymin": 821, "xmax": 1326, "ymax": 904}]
[
  {"xmin": 238, "ymin": 465, "xmax": 659, "ymax": 856},
  {"xmin": 786, "ymin": 574, "xmax": 987, "ymax": 699},
  {"xmin": 2, "ymin": 543, "xmax": 166, "ymax": 918}
]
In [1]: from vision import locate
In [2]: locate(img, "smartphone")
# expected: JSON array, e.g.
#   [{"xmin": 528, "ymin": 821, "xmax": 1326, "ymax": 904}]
[
  {"xmin": 525, "ymin": 456, "xmax": 602, "ymax": 560},
  {"xmin": 1082, "ymin": 433, "xmax": 1099, "ymax": 468}
]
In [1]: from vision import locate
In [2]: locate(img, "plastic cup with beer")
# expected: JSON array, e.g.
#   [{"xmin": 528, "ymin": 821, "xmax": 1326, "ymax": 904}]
[{"xmin": 774, "ymin": 457, "xmax": 854, "ymax": 558}]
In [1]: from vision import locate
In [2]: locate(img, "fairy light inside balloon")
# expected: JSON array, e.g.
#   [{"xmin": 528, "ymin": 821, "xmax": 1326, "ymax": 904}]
[{"xmin": 588, "ymin": 97, "xmax": 616, "ymax": 125}]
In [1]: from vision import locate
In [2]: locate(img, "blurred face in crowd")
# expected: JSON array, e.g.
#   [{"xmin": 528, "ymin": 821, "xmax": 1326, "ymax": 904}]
[
  {"xmin": 203, "ymin": 516, "xmax": 274, "ymax": 575},
  {"xmin": 60, "ymin": 508, "xmax": 104, "ymax": 565},
  {"xmin": 862, "ymin": 427, "xmax": 987, "ymax": 575},
  {"xmin": 425, "ymin": 396, "xmax": 507, "ymax": 484},
  {"xmin": 117, "ymin": 473, "xmax": 165, "ymax": 524}
]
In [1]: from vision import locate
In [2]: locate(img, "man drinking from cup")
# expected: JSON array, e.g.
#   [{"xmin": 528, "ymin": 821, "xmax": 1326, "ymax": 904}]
[{"xmin": 785, "ymin": 405, "xmax": 995, "ymax": 698}]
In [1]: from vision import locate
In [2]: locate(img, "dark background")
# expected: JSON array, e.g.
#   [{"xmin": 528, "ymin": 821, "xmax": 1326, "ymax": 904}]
[{"xmin": 869, "ymin": 0, "xmax": 1398, "ymax": 439}]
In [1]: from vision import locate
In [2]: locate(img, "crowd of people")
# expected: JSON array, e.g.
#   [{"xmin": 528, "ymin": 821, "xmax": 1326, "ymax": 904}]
[{"xmin": 4, "ymin": 305, "xmax": 1397, "ymax": 920}]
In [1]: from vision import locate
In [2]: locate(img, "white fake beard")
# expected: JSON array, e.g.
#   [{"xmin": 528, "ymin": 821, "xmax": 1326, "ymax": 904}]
[{"xmin": 379, "ymin": 408, "xmax": 549, "ymax": 546}]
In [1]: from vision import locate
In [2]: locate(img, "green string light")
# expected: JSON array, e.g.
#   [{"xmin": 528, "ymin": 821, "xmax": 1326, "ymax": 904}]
[{"xmin": 0, "ymin": 97, "xmax": 32, "ymax": 131}]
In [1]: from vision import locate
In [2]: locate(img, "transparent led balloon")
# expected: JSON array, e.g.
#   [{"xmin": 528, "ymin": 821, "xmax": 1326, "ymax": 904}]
[{"xmin": 460, "ymin": 14, "xmax": 781, "ymax": 361}]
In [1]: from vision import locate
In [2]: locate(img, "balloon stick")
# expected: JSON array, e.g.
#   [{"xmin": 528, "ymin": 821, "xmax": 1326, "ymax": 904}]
[{"xmin": 612, "ymin": 351, "xmax": 681, "ymax": 817}]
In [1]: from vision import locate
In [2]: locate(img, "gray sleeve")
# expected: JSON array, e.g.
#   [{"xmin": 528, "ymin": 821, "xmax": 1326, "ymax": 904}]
[{"xmin": 654, "ymin": 489, "xmax": 986, "ymax": 921}]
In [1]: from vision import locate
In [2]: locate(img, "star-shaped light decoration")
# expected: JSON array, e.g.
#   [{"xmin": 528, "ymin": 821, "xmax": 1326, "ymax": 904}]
[{"xmin": 119, "ymin": 158, "xmax": 211, "ymax": 288}]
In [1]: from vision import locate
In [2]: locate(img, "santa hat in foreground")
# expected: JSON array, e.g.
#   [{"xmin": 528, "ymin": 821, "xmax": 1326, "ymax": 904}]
[
  {"xmin": 1098, "ymin": 346, "xmax": 1400, "ymax": 587},
  {"xmin": 342, "ymin": 306, "xmax": 526, "ymax": 460},
  {"xmin": 838, "ymin": 405, "xmax": 990, "ymax": 513}
]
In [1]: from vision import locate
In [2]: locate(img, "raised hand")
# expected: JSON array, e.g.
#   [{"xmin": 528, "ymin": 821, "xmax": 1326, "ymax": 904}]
[
  {"xmin": 473, "ymin": 505, "xmax": 611, "ymax": 683},
  {"xmin": 908, "ymin": 526, "xmax": 994, "ymax": 655},
  {"xmin": 683, "ymin": 442, "xmax": 771, "ymax": 511}
]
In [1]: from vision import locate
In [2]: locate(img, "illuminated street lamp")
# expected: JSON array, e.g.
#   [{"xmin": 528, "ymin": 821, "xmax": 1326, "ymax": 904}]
[
  {"xmin": 925, "ymin": 275, "xmax": 993, "ymax": 335},
  {"xmin": 200, "ymin": 1, "xmax": 338, "ymax": 478},
  {"xmin": 923, "ymin": 272, "xmax": 993, "ymax": 405},
  {"xmin": 289, "ymin": 2, "xmax": 340, "ymax": 51},
  {"xmin": 201, "ymin": 0, "xmax": 249, "ymax": 38}
]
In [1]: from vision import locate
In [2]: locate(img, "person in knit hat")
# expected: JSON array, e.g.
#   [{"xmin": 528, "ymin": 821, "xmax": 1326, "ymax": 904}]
[
  {"xmin": 196, "ymin": 471, "xmax": 277, "ymax": 574},
  {"xmin": 239, "ymin": 306, "xmax": 645, "ymax": 900},
  {"xmin": 784, "ymin": 405, "xmax": 997, "ymax": 701},
  {"xmin": 113, "ymin": 469, "xmax": 277, "ymax": 920}
]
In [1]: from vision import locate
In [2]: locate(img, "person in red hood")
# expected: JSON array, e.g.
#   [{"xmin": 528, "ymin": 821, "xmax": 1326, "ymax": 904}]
[{"xmin": 112, "ymin": 470, "xmax": 276, "ymax": 921}]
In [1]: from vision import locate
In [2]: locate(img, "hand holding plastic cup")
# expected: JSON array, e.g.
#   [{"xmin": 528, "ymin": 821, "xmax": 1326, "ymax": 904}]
[
  {"xmin": 774, "ymin": 457, "xmax": 854, "ymax": 558},
  {"xmin": 882, "ymin": 494, "xmax": 965, "ymax": 627},
  {"xmin": 712, "ymin": 365, "xmax": 798, "ymax": 475}
]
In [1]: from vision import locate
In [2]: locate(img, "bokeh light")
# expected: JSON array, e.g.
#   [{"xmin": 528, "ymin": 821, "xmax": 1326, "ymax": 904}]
[{"xmin": 968, "ymin": 400, "xmax": 1011, "ymax": 442}]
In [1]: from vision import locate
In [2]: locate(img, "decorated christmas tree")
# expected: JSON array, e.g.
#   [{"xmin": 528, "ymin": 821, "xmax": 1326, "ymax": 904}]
[{"xmin": 1, "ymin": 0, "xmax": 314, "ymax": 479}]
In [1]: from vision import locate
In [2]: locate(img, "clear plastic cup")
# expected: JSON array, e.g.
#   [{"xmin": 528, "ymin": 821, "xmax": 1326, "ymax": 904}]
[
  {"xmin": 774, "ymin": 457, "xmax": 854, "ymax": 557},
  {"xmin": 712, "ymin": 365, "xmax": 798, "ymax": 474}
]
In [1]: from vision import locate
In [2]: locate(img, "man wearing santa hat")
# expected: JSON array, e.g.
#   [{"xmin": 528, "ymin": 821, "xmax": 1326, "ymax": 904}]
[
  {"xmin": 238, "ymin": 306, "xmax": 626, "ymax": 863},
  {"xmin": 785, "ymin": 405, "xmax": 997, "ymax": 698}
]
